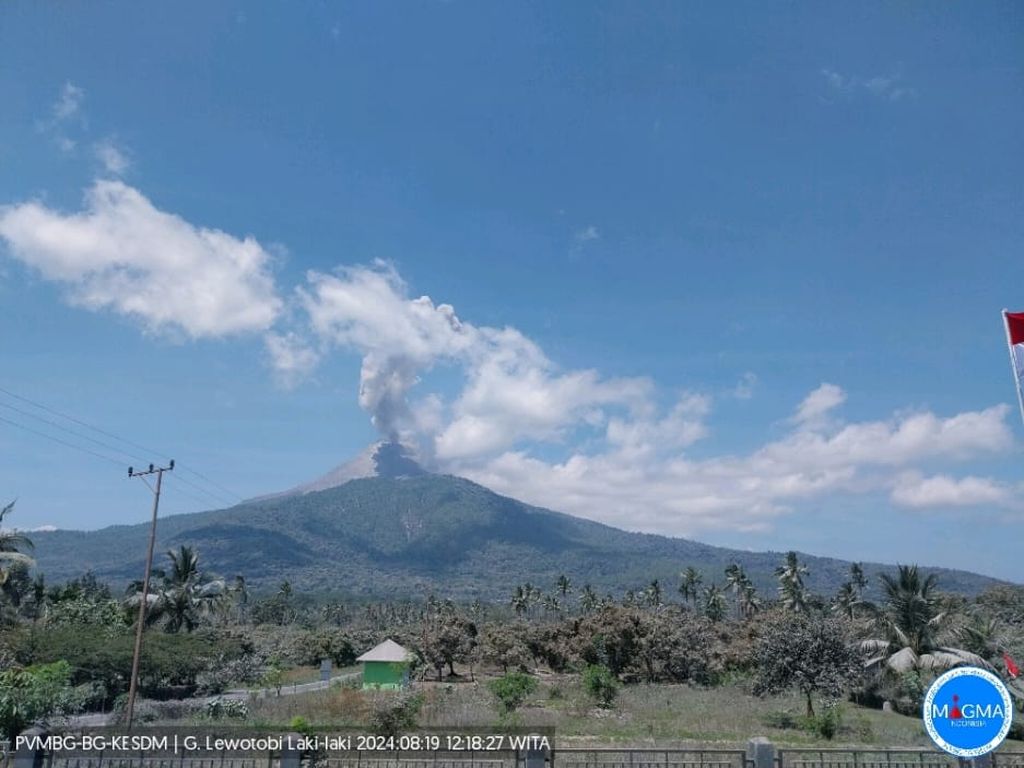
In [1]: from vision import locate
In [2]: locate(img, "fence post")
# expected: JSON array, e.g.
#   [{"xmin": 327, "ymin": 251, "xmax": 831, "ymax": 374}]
[
  {"xmin": 747, "ymin": 738, "xmax": 775, "ymax": 768},
  {"xmin": 280, "ymin": 734, "xmax": 303, "ymax": 768},
  {"xmin": 525, "ymin": 747, "xmax": 548, "ymax": 768},
  {"xmin": 13, "ymin": 727, "xmax": 46, "ymax": 768}
]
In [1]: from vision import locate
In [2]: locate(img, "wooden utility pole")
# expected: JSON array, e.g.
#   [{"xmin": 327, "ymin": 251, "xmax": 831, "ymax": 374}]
[{"xmin": 125, "ymin": 460, "xmax": 173, "ymax": 729}]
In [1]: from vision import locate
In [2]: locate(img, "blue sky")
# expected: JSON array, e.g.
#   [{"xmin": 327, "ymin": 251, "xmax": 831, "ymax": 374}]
[{"xmin": 1, "ymin": 2, "xmax": 1022, "ymax": 581}]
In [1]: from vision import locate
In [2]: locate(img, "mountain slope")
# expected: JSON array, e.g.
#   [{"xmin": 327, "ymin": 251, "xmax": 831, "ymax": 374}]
[{"xmin": 30, "ymin": 473, "xmax": 1009, "ymax": 600}]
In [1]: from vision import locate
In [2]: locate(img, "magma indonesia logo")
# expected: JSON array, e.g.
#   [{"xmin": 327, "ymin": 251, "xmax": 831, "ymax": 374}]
[{"xmin": 923, "ymin": 667, "xmax": 1013, "ymax": 757}]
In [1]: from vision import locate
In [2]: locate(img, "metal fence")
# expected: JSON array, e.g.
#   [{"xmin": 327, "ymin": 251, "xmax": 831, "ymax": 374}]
[
  {"xmin": 552, "ymin": 748, "xmax": 750, "ymax": 768},
  {"xmin": 31, "ymin": 746, "xmax": 1024, "ymax": 768},
  {"xmin": 775, "ymin": 750, "xmax": 1024, "ymax": 768}
]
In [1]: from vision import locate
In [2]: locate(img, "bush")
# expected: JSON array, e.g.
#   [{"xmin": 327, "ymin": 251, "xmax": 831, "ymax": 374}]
[
  {"xmin": 370, "ymin": 693, "xmax": 424, "ymax": 736},
  {"xmin": 205, "ymin": 697, "xmax": 249, "ymax": 720},
  {"xmin": 195, "ymin": 653, "xmax": 264, "ymax": 695},
  {"xmin": 0, "ymin": 661, "xmax": 80, "ymax": 739},
  {"xmin": 487, "ymin": 672, "xmax": 538, "ymax": 714},
  {"xmin": 807, "ymin": 702, "xmax": 842, "ymax": 740},
  {"xmin": 582, "ymin": 664, "xmax": 618, "ymax": 708},
  {"xmin": 8, "ymin": 627, "xmax": 245, "ymax": 704},
  {"xmin": 762, "ymin": 710, "xmax": 801, "ymax": 730}
]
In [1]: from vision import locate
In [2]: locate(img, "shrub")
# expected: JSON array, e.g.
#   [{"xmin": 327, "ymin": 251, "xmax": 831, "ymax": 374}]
[
  {"xmin": 487, "ymin": 672, "xmax": 538, "ymax": 714},
  {"xmin": 205, "ymin": 697, "xmax": 249, "ymax": 720},
  {"xmin": 807, "ymin": 701, "xmax": 842, "ymax": 740},
  {"xmin": 582, "ymin": 664, "xmax": 618, "ymax": 708},
  {"xmin": 0, "ymin": 661, "xmax": 79, "ymax": 739},
  {"xmin": 370, "ymin": 693, "xmax": 424, "ymax": 736}
]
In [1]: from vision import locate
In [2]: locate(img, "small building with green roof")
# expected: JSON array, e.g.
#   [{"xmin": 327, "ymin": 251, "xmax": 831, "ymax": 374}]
[{"xmin": 357, "ymin": 639, "xmax": 411, "ymax": 690}]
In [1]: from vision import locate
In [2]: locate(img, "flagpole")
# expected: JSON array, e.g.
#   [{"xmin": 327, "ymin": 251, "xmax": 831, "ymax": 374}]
[{"xmin": 1002, "ymin": 309, "xmax": 1024, "ymax": 429}]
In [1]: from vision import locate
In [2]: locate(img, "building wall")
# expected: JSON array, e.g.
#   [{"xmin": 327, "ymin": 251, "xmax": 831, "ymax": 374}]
[{"xmin": 362, "ymin": 661, "xmax": 409, "ymax": 690}]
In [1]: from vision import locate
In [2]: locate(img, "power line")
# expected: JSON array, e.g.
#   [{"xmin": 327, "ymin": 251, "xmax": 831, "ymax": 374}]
[
  {"xmin": 0, "ymin": 384, "xmax": 163, "ymax": 458},
  {"xmin": 0, "ymin": 399, "xmax": 147, "ymax": 466},
  {"xmin": 180, "ymin": 466, "xmax": 243, "ymax": 503},
  {"xmin": 0, "ymin": 384, "xmax": 245, "ymax": 505},
  {"xmin": 0, "ymin": 413, "xmax": 126, "ymax": 468},
  {"xmin": 166, "ymin": 473, "xmax": 235, "ymax": 508},
  {"xmin": 0, "ymin": 393, "xmax": 232, "ymax": 507}
]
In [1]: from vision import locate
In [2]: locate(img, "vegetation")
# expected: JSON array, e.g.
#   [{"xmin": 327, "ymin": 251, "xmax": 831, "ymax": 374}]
[
  {"xmin": 0, "ymin": 493, "xmax": 1021, "ymax": 745},
  {"xmin": 27, "ymin": 475, "xmax": 1005, "ymax": 598},
  {"xmin": 487, "ymin": 671, "xmax": 538, "ymax": 714}
]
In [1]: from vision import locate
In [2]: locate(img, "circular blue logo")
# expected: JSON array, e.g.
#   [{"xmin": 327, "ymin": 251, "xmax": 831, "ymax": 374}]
[{"xmin": 923, "ymin": 666, "xmax": 1013, "ymax": 757}]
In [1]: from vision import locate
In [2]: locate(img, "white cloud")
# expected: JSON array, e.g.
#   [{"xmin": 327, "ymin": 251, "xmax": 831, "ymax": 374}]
[
  {"xmin": 94, "ymin": 139, "xmax": 131, "ymax": 176},
  {"xmin": 575, "ymin": 225, "xmax": 600, "ymax": 242},
  {"xmin": 0, "ymin": 181, "xmax": 283, "ymax": 338},
  {"xmin": 53, "ymin": 82, "xmax": 84, "ymax": 121},
  {"xmin": 821, "ymin": 68, "xmax": 916, "ymax": 102},
  {"xmin": 732, "ymin": 372, "xmax": 757, "ymax": 400},
  {"xmin": 891, "ymin": 472, "xmax": 1017, "ymax": 509},
  {"xmin": 452, "ymin": 401, "xmax": 1014, "ymax": 536},
  {"xmin": 794, "ymin": 382, "xmax": 846, "ymax": 425},
  {"xmin": 265, "ymin": 332, "xmax": 321, "ymax": 387},
  {"xmin": 294, "ymin": 262, "xmax": 651, "ymax": 446},
  {"xmin": 38, "ymin": 82, "xmax": 86, "ymax": 152},
  {"xmin": 278, "ymin": 262, "xmax": 1016, "ymax": 536}
]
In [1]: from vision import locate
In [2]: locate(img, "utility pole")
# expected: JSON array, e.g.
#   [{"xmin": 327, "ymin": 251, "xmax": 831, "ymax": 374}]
[{"xmin": 125, "ymin": 460, "xmax": 174, "ymax": 730}]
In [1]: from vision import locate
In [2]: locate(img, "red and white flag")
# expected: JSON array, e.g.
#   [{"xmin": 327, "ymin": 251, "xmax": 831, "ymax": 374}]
[
  {"xmin": 1002, "ymin": 310, "xmax": 1024, "ymax": 426},
  {"xmin": 1005, "ymin": 652, "xmax": 1021, "ymax": 679}
]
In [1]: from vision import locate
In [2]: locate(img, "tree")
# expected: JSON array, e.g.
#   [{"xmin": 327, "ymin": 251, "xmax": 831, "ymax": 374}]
[
  {"xmin": 833, "ymin": 582, "xmax": 862, "ymax": 620},
  {"xmin": 418, "ymin": 602, "xmax": 476, "ymax": 680},
  {"xmin": 0, "ymin": 501, "xmax": 34, "ymax": 586},
  {"xmin": 645, "ymin": 579, "xmax": 663, "ymax": 609},
  {"xmin": 702, "ymin": 584, "xmax": 727, "ymax": 623},
  {"xmin": 582, "ymin": 664, "xmax": 619, "ymax": 708},
  {"xmin": 510, "ymin": 585, "xmax": 528, "ymax": 617},
  {"xmin": 541, "ymin": 593, "xmax": 561, "ymax": 616},
  {"xmin": 753, "ymin": 613, "xmax": 863, "ymax": 717},
  {"xmin": 679, "ymin": 567, "xmax": 703, "ymax": 607},
  {"xmin": 850, "ymin": 563, "xmax": 868, "ymax": 594},
  {"xmin": 487, "ymin": 671, "xmax": 537, "ymax": 715},
  {"xmin": 725, "ymin": 564, "xmax": 756, "ymax": 620},
  {"xmin": 579, "ymin": 585, "xmax": 598, "ymax": 614},
  {"xmin": 476, "ymin": 623, "xmax": 531, "ymax": 673},
  {"xmin": 739, "ymin": 583, "xmax": 762, "ymax": 620},
  {"xmin": 775, "ymin": 551, "xmax": 810, "ymax": 612},
  {"xmin": 861, "ymin": 565, "xmax": 988, "ymax": 674},
  {"xmin": 0, "ymin": 661, "xmax": 77, "ymax": 739},
  {"xmin": 556, "ymin": 574, "xmax": 572, "ymax": 599},
  {"xmin": 125, "ymin": 546, "xmax": 225, "ymax": 633}
]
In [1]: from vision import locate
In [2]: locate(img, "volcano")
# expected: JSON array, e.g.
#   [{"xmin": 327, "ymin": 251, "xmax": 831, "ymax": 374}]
[
  {"xmin": 256, "ymin": 441, "xmax": 427, "ymax": 501},
  {"xmin": 28, "ymin": 443, "xmax": 1013, "ymax": 599}
]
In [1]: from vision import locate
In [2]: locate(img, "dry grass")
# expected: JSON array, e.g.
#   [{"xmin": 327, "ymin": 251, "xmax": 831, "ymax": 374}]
[{"xmin": 231, "ymin": 674, "xmax": 944, "ymax": 748}]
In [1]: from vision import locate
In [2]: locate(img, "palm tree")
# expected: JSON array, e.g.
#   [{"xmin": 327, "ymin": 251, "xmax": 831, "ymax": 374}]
[
  {"xmin": 738, "ymin": 582, "xmax": 762, "ymax": 619},
  {"xmin": 775, "ymin": 551, "xmax": 810, "ymax": 612},
  {"xmin": 850, "ymin": 562, "xmax": 868, "ymax": 594},
  {"xmin": 126, "ymin": 546, "xmax": 225, "ymax": 633},
  {"xmin": 703, "ymin": 584, "xmax": 727, "ymax": 622},
  {"xmin": 556, "ymin": 573, "xmax": 572, "ymax": 598},
  {"xmin": 646, "ymin": 579, "xmax": 663, "ymax": 608},
  {"xmin": 510, "ymin": 585, "xmax": 528, "ymax": 617},
  {"xmin": 679, "ymin": 567, "xmax": 703, "ymax": 608},
  {"xmin": 541, "ymin": 593, "xmax": 561, "ymax": 616},
  {"xmin": 0, "ymin": 500, "xmax": 34, "ymax": 586},
  {"xmin": 725, "ymin": 563, "xmax": 751, "ymax": 619},
  {"xmin": 861, "ymin": 565, "xmax": 989, "ymax": 674},
  {"xmin": 833, "ymin": 581, "xmax": 862, "ymax": 619},
  {"xmin": 579, "ymin": 584, "xmax": 598, "ymax": 614}
]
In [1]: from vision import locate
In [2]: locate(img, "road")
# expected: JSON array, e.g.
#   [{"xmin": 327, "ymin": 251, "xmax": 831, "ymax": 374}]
[{"xmin": 65, "ymin": 671, "xmax": 361, "ymax": 727}]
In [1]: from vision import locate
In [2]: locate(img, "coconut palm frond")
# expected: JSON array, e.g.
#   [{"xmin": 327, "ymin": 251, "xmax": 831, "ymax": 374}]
[
  {"xmin": 886, "ymin": 646, "xmax": 921, "ymax": 673},
  {"xmin": 0, "ymin": 551, "xmax": 35, "ymax": 567}
]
